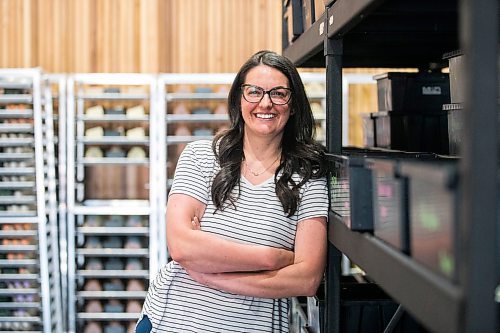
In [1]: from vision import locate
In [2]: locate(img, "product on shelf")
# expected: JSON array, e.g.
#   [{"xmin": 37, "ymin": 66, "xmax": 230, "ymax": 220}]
[
  {"xmin": 104, "ymin": 215, "xmax": 125, "ymax": 227},
  {"xmin": 85, "ymin": 126, "xmax": 104, "ymax": 137},
  {"xmin": 84, "ymin": 321, "xmax": 103, "ymax": 333},
  {"xmin": 126, "ymin": 279, "xmax": 145, "ymax": 292},
  {"xmin": 83, "ymin": 279, "xmax": 102, "ymax": 291},
  {"xmin": 172, "ymin": 103, "xmax": 189, "ymax": 115},
  {"xmin": 191, "ymin": 107, "xmax": 212, "ymax": 115},
  {"xmin": 105, "ymin": 106, "xmax": 125, "ymax": 115},
  {"xmin": 103, "ymin": 236, "xmax": 123, "ymax": 248},
  {"xmin": 127, "ymin": 321, "xmax": 137, "ymax": 333},
  {"xmin": 126, "ymin": 105, "xmax": 146, "ymax": 118},
  {"xmin": 103, "ymin": 321, "xmax": 126, "ymax": 333},
  {"xmin": 126, "ymin": 216, "xmax": 143, "ymax": 227},
  {"xmin": 105, "ymin": 146, "xmax": 126, "ymax": 158},
  {"xmin": 86, "ymin": 105, "xmax": 105, "ymax": 117},
  {"xmin": 104, "ymin": 299, "xmax": 125, "ymax": 313},
  {"xmin": 194, "ymin": 86, "xmax": 212, "ymax": 94},
  {"xmin": 373, "ymin": 72, "xmax": 450, "ymax": 112},
  {"xmin": 103, "ymin": 278, "xmax": 124, "ymax": 292},
  {"xmin": 85, "ymin": 300, "xmax": 103, "ymax": 313},
  {"xmin": 85, "ymin": 258, "xmax": 104, "ymax": 270},
  {"xmin": 127, "ymin": 147, "xmax": 147, "ymax": 159},
  {"xmin": 105, "ymin": 258, "xmax": 125, "ymax": 270},
  {"xmin": 125, "ymin": 258, "xmax": 143, "ymax": 270},
  {"xmin": 126, "ymin": 300, "xmax": 142, "ymax": 313},
  {"xmin": 192, "ymin": 128, "xmax": 214, "ymax": 136},
  {"xmin": 85, "ymin": 215, "xmax": 103, "ymax": 227},
  {"xmin": 103, "ymin": 87, "xmax": 121, "ymax": 94},
  {"xmin": 85, "ymin": 147, "xmax": 104, "ymax": 158},
  {"xmin": 126, "ymin": 127, "xmax": 146, "ymax": 138},
  {"xmin": 124, "ymin": 236, "xmax": 141, "ymax": 249},
  {"xmin": 85, "ymin": 236, "xmax": 103, "ymax": 249},
  {"xmin": 104, "ymin": 126, "xmax": 124, "ymax": 137}
]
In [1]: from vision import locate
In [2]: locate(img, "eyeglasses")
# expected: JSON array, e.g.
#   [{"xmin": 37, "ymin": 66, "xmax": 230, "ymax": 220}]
[{"xmin": 241, "ymin": 84, "xmax": 292, "ymax": 105}]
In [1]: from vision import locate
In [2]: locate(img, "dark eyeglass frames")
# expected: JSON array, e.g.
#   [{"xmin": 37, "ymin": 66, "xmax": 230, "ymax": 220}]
[{"xmin": 241, "ymin": 84, "xmax": 292, "ymax": 105}]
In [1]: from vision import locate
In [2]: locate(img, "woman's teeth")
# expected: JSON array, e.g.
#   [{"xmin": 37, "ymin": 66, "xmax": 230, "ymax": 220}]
[{"xmin": 256, "ymin": 114, "xmax": 275, "ymax": 119}]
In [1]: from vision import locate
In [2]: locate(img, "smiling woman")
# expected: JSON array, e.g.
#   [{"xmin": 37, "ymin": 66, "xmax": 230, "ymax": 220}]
[{"xmin": 136, "ymin": 50, "xmax": 329, "ymax": 333}]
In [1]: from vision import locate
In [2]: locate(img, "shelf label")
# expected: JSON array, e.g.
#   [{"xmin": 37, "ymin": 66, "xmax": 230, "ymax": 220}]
[{"xmin": 319, "ymin": 22, "xmax": 324, "ymax": 35}]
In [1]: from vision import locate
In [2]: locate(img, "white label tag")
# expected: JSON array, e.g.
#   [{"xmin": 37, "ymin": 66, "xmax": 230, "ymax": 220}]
[{"xmin": 422, "ymin": 86, "xmax": 442, "ymax": 95}]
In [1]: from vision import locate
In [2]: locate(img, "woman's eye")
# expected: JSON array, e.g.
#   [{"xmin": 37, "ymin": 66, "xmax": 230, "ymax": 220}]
[
  {"xmin": 248, "ymin": 89, "xmax": 262, "ymax": 96},
  {"xmin": 271, "ymin": 90, "xmax": 286, "ymax": 98}
]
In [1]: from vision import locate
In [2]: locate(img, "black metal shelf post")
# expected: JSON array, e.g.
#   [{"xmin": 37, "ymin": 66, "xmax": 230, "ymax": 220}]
[{"xmin": 458, "ymin": 0, "xmax": 498, "ymax": 331}]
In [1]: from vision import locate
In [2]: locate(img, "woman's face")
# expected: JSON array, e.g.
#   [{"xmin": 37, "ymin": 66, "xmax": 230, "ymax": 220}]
[{"xmin": 240, "ymin": 65, "xmax": 291, "ymax": 139}]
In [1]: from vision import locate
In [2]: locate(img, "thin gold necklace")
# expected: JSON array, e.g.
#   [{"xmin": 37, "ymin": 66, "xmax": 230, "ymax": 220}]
[{"xmin": 244, "ymin": 154, "xmax": 280, "ymax": 177}]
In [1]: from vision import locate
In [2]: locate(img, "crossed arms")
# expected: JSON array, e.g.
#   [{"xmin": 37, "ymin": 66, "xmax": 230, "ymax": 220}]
[{"xmin": 166, "ymin": 193, "xmax": 327, "ymax": 298}]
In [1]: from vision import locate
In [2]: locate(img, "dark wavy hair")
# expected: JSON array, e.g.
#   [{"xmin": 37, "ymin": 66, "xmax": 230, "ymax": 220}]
[{"xmin": 211, "ymin": 50, "xmax": 327, "ymax": 217}]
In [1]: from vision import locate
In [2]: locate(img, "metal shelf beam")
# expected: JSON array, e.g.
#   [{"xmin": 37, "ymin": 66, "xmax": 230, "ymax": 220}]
[{"xmin": 329, "ymin": 213, "xmax": 463, "ymax": 333}]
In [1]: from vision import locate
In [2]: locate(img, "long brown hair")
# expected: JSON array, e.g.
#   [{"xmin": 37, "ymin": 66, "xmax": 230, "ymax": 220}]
[{"xmin": 211, "ymin": 50, "xmax": 327, "ymax": 217}]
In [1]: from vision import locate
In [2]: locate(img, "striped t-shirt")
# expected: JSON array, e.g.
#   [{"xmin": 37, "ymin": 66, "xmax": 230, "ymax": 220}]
[{"xmin": 140, "ymin": 140, "xmax": 329, "ymax": 333}]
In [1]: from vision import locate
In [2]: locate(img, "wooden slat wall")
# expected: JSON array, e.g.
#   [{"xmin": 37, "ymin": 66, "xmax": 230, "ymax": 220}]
[
  {"xmin": 0, "ymin": 0, "xmax": 381, "ymax": 146},
  {"xmin": 0, "ymin": 0, "xmax": 281, "ymax": 73}
]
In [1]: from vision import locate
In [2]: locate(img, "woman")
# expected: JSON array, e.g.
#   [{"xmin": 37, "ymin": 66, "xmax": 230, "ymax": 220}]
[{"xmin": 137, "ymin": 50, "xmax": 329, "ymax": 333}]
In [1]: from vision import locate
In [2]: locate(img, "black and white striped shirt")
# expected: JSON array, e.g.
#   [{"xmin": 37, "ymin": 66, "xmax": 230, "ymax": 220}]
[{"xmin": 140, "ymin": 140, "xmax": 328, "ymax": 332}]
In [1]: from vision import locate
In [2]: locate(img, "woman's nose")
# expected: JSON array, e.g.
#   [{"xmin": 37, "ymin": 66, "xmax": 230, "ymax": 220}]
[{"xmin": 259, "ymin": 92, "xmax": 273, "ymax": 108}]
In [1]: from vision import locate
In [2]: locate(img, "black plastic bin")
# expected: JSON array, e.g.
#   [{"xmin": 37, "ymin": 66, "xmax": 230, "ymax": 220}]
[
  {"xmin": 339, "ymin": 278, "xmax": 428, "ymax": 333},
  {"xmin": 366, "ymin": 158, "xmax": 410, "ymax": 254},
  {"xmin": 326, "ymin": 148, "xmax": 441, "ymax": 232},
  {"xmin": 371, "ymin": 111, "xmax": 450, "ymax": 154},
  {"xmin": 373, "ymin": 72, "xmax": 450, "ymax": 112},
  {"xmin": 327, "ymin": 153, "xmax": 374, "ymax": 231},
  {"xmin": 399, "ymin": 158, "xmax": 460, "ymax": 281}
]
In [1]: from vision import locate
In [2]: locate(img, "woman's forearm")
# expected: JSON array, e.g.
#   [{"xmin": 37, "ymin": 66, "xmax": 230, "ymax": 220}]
[
  {"xmin": 169, "ymin": 220, "xmax": 294, "ymax": 273},
  {"xmin": 186, "ymin": 259, "xmax": 324, "ymax": 298}
]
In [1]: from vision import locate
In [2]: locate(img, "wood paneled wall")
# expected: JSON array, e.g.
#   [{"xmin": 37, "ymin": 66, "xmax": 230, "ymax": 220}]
[
  {"xmin": 0, "ymin": 0, "xmax": 282, "ymax": 73},
  {"xmin": 0, "ymin": 0, "xmax": 383, "ymax": 146}
]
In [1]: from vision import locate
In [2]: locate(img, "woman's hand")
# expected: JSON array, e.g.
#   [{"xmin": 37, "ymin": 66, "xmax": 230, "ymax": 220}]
[{"xmin": 191, "ymin": 216, "xmax": 201, "ymax": 230}]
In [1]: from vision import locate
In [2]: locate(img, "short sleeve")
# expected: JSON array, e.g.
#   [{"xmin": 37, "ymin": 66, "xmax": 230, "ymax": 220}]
[
  {"xmin": 297, "ymin": 176, "xmax": 329, "ymax": 222},
  {"xmin": 169, "ymin": 142, "xmax": 210, "ymax": 204}
]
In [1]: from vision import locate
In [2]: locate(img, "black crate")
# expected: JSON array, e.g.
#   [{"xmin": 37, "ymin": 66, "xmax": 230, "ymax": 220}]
[
  {"xmin": 326, "ymin": 148, "xmax": 440, "ymax": 232},
  {"xmin": 372, "ymin": 111, "xmax": 449, "ymax": 154},
  {"xmin": 373, "ymin": 72, "xmax": 450, "ymax": 112},
  {"xmin": 399, "ymin": 159, "xmax": 460, "ymax": 281},
  {"xmin": 366, "ymin": 158, "xmax": 410, "ymax": 254},
  {"xmin": 327, "ymin": 153, "xmax": 374, "ymax": 231},
  {"xmin": 339, "ymin": 279, "xmax": 428, "ymax": 333}
]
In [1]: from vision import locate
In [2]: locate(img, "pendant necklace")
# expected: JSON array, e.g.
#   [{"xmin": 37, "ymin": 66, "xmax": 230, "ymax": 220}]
[{"xmin": 244, "ymin": 154, "xmax": 280, "ymax": 177}]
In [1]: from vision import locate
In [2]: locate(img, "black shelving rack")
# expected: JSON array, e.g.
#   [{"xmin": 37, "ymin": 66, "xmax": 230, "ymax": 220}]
[{"xmin": 283, "ymin": 0, "xmax": 498, "ymax": 332}]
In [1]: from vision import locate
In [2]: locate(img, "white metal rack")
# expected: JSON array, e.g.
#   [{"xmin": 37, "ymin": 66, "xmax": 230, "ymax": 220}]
[
  {"xmin": 44, "ymin": 73, "xmax": 68, "ymax": 332},
  {"xmin": 0, "ymin": 68, "xmax": 63, "ymax": 333},
  {"xmin": 66, "ymin": 74, "xmax": 161, "ymax": 333}
]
